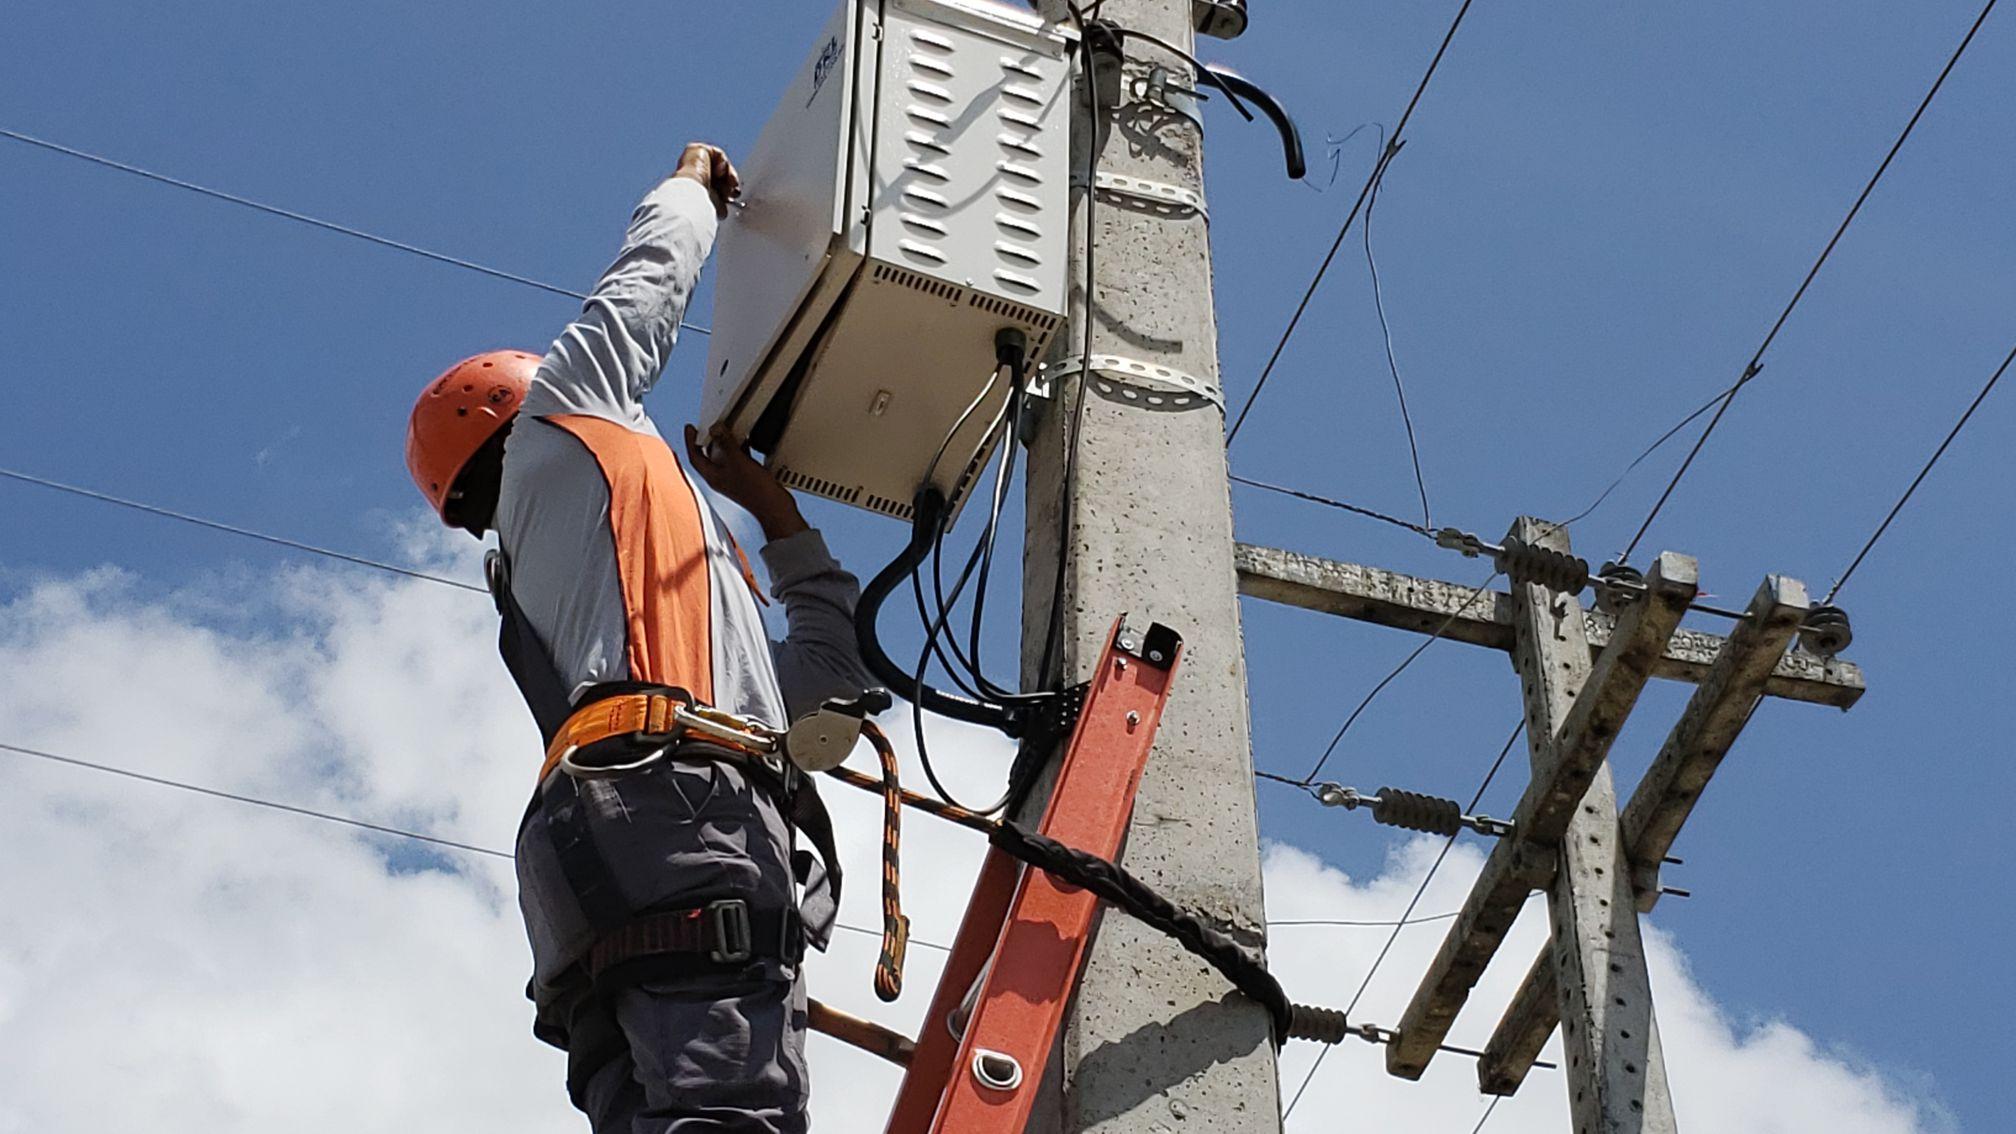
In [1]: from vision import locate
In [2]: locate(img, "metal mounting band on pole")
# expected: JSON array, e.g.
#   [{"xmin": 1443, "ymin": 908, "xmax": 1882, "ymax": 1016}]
[
  {"xmin": 1071, "ymin": 171, "xmax": 1208, "ymax": 220},
  {"xmin": 1041, "ymin": 353, "xmax": 1224, "ymax": 413}
]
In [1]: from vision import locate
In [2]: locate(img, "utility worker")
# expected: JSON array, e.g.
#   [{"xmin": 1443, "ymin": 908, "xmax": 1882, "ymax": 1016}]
[{"xmin": 403, "ymin": 143, "xmax": 868, "ymax": 1133}]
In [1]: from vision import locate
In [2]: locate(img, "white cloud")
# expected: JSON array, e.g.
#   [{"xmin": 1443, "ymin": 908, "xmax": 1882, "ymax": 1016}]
[{"xmin": 0, "ymin": 542, "xmax": 1951, "ymax": 1133}]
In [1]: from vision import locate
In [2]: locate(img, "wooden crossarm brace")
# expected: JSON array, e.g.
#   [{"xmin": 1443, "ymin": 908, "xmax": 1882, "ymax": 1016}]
[
  {"xmin": 1233, "ymin": 544, "xmax": 1863, "ymax": 708},
  {"xmin": 1473, "ymin": 574, "xmax": 1810, "ymax": 1097},
  {"xmin": 1385, "ymin": 546, "xmax": 1698, "ymax": 1079}
]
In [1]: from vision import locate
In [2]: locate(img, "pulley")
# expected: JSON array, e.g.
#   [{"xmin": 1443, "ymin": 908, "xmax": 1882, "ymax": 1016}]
[{"xmin": 784, "ymin": 689, "xmax": 894, "ymax": 773}]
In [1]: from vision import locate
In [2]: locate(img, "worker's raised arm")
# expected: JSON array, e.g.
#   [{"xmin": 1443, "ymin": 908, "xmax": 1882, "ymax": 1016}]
[
  {"xmin": 685, "ymin": 427, "xmax": 872, "ymax": 718},
  {"xmin": 522, "ymin": 144, "xmax": 740, "ymax": 427}
]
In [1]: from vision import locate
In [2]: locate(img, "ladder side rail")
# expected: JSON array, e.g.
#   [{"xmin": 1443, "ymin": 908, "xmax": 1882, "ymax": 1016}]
[{"xmin": 929, "ymin": 620, "xmax": 1182, "ymax": 1133}]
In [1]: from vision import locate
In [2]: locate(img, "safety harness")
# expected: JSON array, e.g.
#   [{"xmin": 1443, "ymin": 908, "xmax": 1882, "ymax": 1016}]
[{"xmin": 486, "ymin": 551, "xmax": 848, "ymax": 990}]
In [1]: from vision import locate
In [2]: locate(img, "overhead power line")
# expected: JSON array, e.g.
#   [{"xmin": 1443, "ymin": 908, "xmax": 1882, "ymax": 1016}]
[
  {"xmin": 1225, "ymin": 0, "xmax": 1477, "ymax": 445},
  {"xmin": 1825, "ymin": 339, "xmax": 2013, "ymax": 602},
  {"xmin": 1282, "ymin": 718, "xmax": 1525, "ymax": 1120},
  {"xmin": 0, "ymin": 737, "xmax": 950, "ymax": 954},
  {"xmin": 1617, "ymin": 0, "xmax": 2001, "ymax": 562},
  {"xmin": 1298, "ymin": 571, "xmax": 1501, "ymax": 785},
  {"xmin": 0, "ymin": 126, "xmax": 710, "ymax": 335},
  {"xmin": 0, "ymin": 466, "xmax": 486, "ymax": 593},
  {"xmin": 1362, "ymin": 144, "xmax": 1434, "ymax": 533},
  {"xmin": 4, "ymin": 736, "xmax": 1422, "ymax": 960},
  {"xmin": 0, "ymin": 739, "xmax": 510, "ymax": 860},
  {"xmin": 1229, "ymin": 473, "xmax": 1432, "ymax": 537}
]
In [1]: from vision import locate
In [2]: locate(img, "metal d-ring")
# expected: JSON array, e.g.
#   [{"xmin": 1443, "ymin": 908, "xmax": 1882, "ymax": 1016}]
[{"xmin": 558, "ymin": 737, "xmax": 675, "ymax": 781}]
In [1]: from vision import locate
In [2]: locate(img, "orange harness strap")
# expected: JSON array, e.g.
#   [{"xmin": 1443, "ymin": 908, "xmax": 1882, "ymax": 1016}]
[{"xmin": 538, "ymin": 691, "xmax": 775, "ymax": 784}]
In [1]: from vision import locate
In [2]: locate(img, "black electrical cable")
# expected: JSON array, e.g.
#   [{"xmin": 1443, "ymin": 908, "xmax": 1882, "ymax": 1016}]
[
  {"xmin": 963, "ymin": 384, "xmax": 1029, "ymax": 695},
  {"xmin": 909, "ymin": 568, "xmax": 993, "ymax": 702},
  {"xmin": 0, "ymin": 126, "xmax": 710, "ymax": 335},
  {"xmin": 919, "ymin": 370, "xmax": 1050, "ymax": 714},
  {"xmin": 1616, "ymin": 0, "xmax": 2000, "ymax": 563},
  {"xmin": 1825, "ymin": 339, "xmax": 2013, "ymax": 603},
  {"xmin": 1035, "ymin": 3, "xmax": 1104, "ymax": 693},
  {"xmin": 1228, "ymin": 473, "xmax": 1434, "ymax": 538},
  {"xmin": 903, "ymin": 365, "xmax": 1019, "ymax": 702},
  {"xmin": 926, "ymin": 389, "xmax": 1023, "ymax": 702},
  {"xmin": 1225, "ymin": 0, "xmax": 1477, "ymax": 446},
  {"xmin": 0, "ymin": 466, "xmax": 486, "ymax": 593}
]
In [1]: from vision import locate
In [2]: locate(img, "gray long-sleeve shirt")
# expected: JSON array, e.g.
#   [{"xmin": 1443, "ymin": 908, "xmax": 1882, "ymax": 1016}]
[{"xmin": 492, "ymin": 175, "xmax": 869, "ymax": 731}]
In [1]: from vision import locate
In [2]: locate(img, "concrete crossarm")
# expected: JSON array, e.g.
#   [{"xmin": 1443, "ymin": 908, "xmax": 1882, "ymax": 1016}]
[
  {"xmin": 1472, "ymin": 575, "xmax": 1811, "ymax": 1097},
  {"xmin": 1384, "ymin": 550, "xmax": 1698, "ymax": 1080},
  {"xmin": 1233, "ymin": 544, "xmax": 1864, "ymax": 708}
]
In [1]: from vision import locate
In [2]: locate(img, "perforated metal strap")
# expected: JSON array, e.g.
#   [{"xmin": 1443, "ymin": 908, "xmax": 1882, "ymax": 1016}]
[
  {"xmin": 1071, "ymin": 171, "xmax": 1208, "ymax": 220},
  {"xmin": 1040, "ymin": 353, "xmax": 1224, "ymax": 413}
]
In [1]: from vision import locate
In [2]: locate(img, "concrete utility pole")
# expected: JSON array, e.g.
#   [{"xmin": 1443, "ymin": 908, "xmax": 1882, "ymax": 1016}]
[{"xmin": 1021, "ymin": 1, "xmax": 1281, "ymax": 1129}]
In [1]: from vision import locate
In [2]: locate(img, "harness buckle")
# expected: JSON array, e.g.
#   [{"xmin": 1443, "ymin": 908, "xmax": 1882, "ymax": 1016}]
[{"xmin": 705, "ymin": 898, "xmax": 754, "ymax": 965}]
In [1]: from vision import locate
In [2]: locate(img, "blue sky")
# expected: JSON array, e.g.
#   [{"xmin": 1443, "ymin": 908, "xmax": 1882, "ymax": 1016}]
[{"xmin": 3, "ymin": 1, "xmax": 2009, "ymax": 1128}]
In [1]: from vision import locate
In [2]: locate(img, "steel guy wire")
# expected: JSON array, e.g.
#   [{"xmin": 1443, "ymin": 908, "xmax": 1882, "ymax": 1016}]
[
  {"xmin": 1468, "ymin": 1096, "xmax": 1503, "ymax": 1134},
  {"xmin": 1281, "ymin": 719, "xmax": 1525, "ymax": 1122},
  {"xmin": 1363, "ymin": 141, "xmax": 1433, "ymax": 533},
  {"xmin": 0, "ymin": 466, "xmax": 487, "ymax": 593},
  {"xmin": 1825, "ymin": 339, "xmax": 2014, "ymax": 603},
  {"xmin": 0, "ymin": 126, "xmax": 710, "ymax": 335},
  {"xmin": 1225, "ymin": 0, "xmax": 1477, "ymax": 446},
  {"xmin": 1616, "ymin": 0, "xmax": 2001, "ymax": 563}
]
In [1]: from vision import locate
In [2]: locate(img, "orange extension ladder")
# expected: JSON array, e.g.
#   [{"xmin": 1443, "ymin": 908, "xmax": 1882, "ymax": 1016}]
[{"xmin": 883, "ymin": 617, "xmax": 1182, "ymax": 1133}]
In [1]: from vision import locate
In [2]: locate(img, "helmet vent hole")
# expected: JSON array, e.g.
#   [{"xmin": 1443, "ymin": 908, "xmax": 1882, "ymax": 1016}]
[
  {"xmin": 481, "ymin": 361, "xmax": 493, "ymax": 368},
  {"xmin": 463, "ymin": 383, "xmax": 475, "ymax": 392},
  {"xmin": 457, "ymin": 407, "xmax": 469, "ymax": 416}
]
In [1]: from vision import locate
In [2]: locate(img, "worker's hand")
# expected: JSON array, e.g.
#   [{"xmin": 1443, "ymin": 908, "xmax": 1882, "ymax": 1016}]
[
  {"xmin": 673, "ymin": 143, "xmax": 742, "ymax": 219},
  {"xmin": 685, "ymin": 424, "xmax": 808, "ymax": 542}
]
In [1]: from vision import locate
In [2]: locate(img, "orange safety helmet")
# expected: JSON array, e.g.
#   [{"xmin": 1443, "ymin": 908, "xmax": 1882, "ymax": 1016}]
[{"xmin": 405, "ymin": 350, "xmax": 540, "ymax": 520}]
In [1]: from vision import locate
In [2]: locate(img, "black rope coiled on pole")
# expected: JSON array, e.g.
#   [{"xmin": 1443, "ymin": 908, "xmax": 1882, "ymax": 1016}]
[
  {"xmin": 1371, "ymin": 787, "xmax": 1464, "ymax": 837},
  {"xmin": 1495, "ymin": 537, "xmax": 1590, "ymax": 594},
  {"xmin": 990, "ymin": 821, "xmax": 1329, "ymax": 1044}
]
